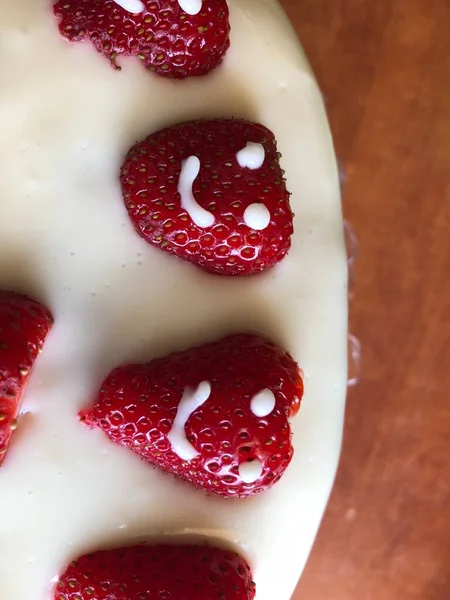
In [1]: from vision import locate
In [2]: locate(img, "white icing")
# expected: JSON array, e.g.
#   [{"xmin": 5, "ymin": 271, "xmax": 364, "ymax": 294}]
[
  {"xmin": 112, "ymin": 0, "xmax": 145, "ymax": 13},
  {"xmin": 243, "ymin": 203, "xmax": 271, "ymax": 230},
  {"xmin": 239, "ymin": 459, "xmax": 263, "ymax": 484},
  {"xmin": 0, "ymin": 2, "xmax": 347, "ymax": 600},
  {"xmin": 236, "ymin": 142, "xmax": 265, "ymax": 169},
  {"xmin": 177, "ymin": 156, "xmax": 215, "ymax": 228},
  {"xmin": 178, "ymin": 0, "xmax": 202, "ymax": 16},
  {"xmin": 167, "ymin": 381, "xmax": 211, "ymax": 461},
  {"xmin": 250, "ymin": 388, "xmax": 276, "ymax": 417}
]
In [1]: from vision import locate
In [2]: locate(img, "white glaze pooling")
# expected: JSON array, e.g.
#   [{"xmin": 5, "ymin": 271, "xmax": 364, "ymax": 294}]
[
  {"xmin": 0, "ymin": 2, "xmax": 347, "ymax": 600},
  {"xmin": 178, "ymin": 156, "xmax": 215, "ymax": 227},
  {"xmin": 236, "ymin": 142, "xmax": 265, "ymax": 169},
  {"xmin": 167, "ymin": 381, "xmax": 212, "ymax": 461},
  {"xmin": 112, "ymin": 0, "xmax": 145, "ymax": 13},
  {"xmin": 250, "ymin": 388, "xmax": 276, "ymax": 417},
  {"xmin": 239, "ymin": 459, "xmax": 263, "ymax": 484},
  {"xmin": 243, "ymin": 203, "xmax": 271, "ymax": 231},
  {"xmin": 178, "ymin": 0, "xmax": 202, "ymax": 16}
]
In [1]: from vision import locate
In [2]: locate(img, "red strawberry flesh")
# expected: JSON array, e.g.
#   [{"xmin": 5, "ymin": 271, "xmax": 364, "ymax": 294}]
[
  {"xmin": 53, "ymin": 0, "xmax": 230, "ymax": 79},
  {"xmin": 55, "ymin": 544, "xmax": 255, "ymax": 600},
  {"xmin": 0, "ymin": 291, "xmax": 53, "ymax": 465},
  {"xmin": 120, "ymin": 119, "xmax": 294, "ymax": 276},
  {"xmin": 80, "ymin": 333, "xmax": 303, "ymax": 497}
]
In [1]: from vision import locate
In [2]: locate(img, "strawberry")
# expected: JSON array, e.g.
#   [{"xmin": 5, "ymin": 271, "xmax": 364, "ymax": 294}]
[
  {"xmin": 55, "ymin": 544, "xmax": 256, "ymax": 600},
  {"xmin": 0, "ymin": 291, "xmax": 53, "ymax": 465},
  {"xmin": 80, "ymin": 334, "xmax": 303, "ymax": 498},
  {"xmin": 120, "ymin": 119, "xmax": 294, "ymax": 276},
  {"xmin": 53, "ymin": 0, "xmax": 230, "ymax": 79}
]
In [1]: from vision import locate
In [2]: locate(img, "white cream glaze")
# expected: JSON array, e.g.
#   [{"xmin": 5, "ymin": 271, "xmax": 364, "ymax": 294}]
[
  {"xmin": 236, "ymin": 142, "xmax": 266, "ymax": 169},
  {"xmin": 178, "ymin": 0, "xmax": 202, "ymax": 16},
  {"xmin": 243, "ymin": 203, "xmax": 271, "ymax": 230},
  {"xmin": 112, "ymin": 0, "xmax": 145, "ymax": 13},
  {"xmin": 250, "ymin": 388, "xmax": 276, "ymax": 417},
  {"xmin": 167, "ymin": 381, "xmax": 212, "ymax": 461},
  {"xmin": 178, "ymin": 155, "xmax": 215, "ymax": 228},
  {"xmin": 0, "ymin": 1, "xmax": 347, "ymax": 600},
  {"xmin": 239, "ymin": 459, "xmax": 264, "ymax": 484}
]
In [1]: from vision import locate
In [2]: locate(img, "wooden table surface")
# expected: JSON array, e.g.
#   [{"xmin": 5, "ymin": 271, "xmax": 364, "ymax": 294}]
[{"xmin": 280, "ymin": 1, "xmax": 450, "ymax": 599}]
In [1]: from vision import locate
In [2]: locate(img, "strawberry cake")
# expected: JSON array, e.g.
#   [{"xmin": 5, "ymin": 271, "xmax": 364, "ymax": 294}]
[{"xmin": 0, "ymin": 1, "xmax": 348, "ymax": 599}]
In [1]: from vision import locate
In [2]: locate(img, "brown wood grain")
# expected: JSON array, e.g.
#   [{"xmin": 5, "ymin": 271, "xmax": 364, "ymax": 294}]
[{"xmin": 279, "ymin": 1, "xmax": 450, "ymax": 599}]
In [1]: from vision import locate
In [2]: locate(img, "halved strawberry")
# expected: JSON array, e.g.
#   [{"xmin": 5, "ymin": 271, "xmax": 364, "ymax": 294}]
[
  {"xmin": 53, "ymin": 0, "xmax": 230, "ymax": 79},
  {"xmin": 55, "ymin": 544, "xmax": 256, "ymax": 600},
  {"xmin": 80, "ymin": 334, "xmax": 303, "ymax": 497},
  {"xmin": 121, "ymin": 119, "xmax": 294, "ymax": 276},
  {"xmin": 0, "ymin": 291, "xmax": 53, "ymax": 465}
]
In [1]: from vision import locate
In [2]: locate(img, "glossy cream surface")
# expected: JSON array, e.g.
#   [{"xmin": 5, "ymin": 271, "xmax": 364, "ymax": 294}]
[{"xmin": 0, "ymin": 1, "xmax": 348, "ymax": 599}]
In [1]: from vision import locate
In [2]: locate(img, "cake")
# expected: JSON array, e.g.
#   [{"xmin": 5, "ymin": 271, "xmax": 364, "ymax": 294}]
[{"xmin": 0, "ymin": 1, "xmax": 348, "ymax": 599}]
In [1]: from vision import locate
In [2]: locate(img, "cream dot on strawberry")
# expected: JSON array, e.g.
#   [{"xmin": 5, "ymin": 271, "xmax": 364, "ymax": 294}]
[
  {"xmin": 236, "ymin": 142, "xmax": 265, "ymax": 169},
  {"xmin": 54, "ymin": 0, "xmax": 230, "ymax": 79},
  {"xmin": 177, "ymin": 156, "xmax": 215, "ymax": 228},
  {"xmin": 167, "ymin": 381, "xmax": 211, "ymax": 461},
  {"xmin": 121, "ymin": 119, "xmax": 292, "ymax": 275},
  {"xmin": 178, "ymin": 0, "xmax": 202, "ymax": 16},
  {"xmin": 243, "ymin": 203, "xmax": 271, "ymax": 231},
  {"xmin": 112, "ymin": 0, "xmax": 145, "ymax": 13},
  {"xmin": 250, "ymin": 388, "xmax": 276, "ymax": 417},
  {"xmin": 80, "ymin": 333, "xmax": 300, "ymax": 500},
  {"xmin": 239, "ymin": 459, "xmax": 263, "ymax": 484}
]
